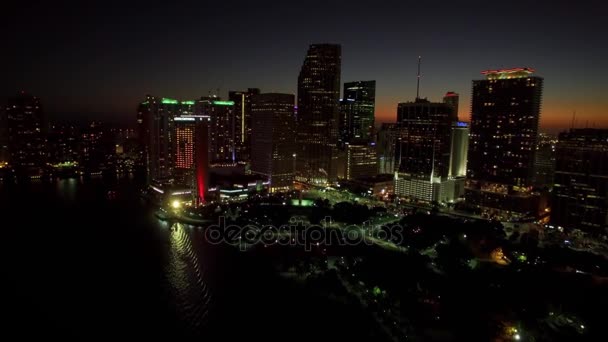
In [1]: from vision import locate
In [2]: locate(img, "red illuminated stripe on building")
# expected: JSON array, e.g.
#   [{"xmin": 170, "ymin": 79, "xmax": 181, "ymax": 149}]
[{"xmin": 195, "ymin": 121, "xmax": 209, "ymax": 204}]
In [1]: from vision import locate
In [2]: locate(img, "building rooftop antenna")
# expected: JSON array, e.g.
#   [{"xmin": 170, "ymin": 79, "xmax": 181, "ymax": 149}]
[{"xmin": 416, "ymin": 56, "xmax": 422, "ymax": 100}]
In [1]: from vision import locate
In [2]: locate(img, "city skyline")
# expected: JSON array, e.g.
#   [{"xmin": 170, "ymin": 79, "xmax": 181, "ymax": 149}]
[
  {"xmin": 3, "ymin": 1, "xmax": 607, "ymax": 132},
  {"xmin": 4, "ymin": 2, "xmax": 608, "ymax": 341}
]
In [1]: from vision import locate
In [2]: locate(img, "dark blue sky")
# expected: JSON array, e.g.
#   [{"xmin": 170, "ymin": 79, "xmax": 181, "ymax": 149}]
[{"xmin": 3, "ymin": 0, "xmax": 607, "ymax": 131}]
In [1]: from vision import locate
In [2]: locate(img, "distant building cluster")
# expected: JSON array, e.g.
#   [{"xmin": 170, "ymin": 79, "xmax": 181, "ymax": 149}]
[
  {"xmin": 3, "ymin": 46, "xmax": 607, "ymax": 234},
  {"xmin": 0, "ymin": 92, "xmax": 140, "ymax": 178}
]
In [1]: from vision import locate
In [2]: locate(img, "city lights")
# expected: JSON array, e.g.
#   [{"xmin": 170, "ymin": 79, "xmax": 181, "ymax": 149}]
[{"xmin": 3, "ymin": 8, "xmax": 607, "ymax": 340}]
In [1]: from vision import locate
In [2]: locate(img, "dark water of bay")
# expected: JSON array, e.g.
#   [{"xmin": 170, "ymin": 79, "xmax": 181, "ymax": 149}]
[{"xmin": 0, "ymin": 176, "xmax": 380, "ymax": 341}]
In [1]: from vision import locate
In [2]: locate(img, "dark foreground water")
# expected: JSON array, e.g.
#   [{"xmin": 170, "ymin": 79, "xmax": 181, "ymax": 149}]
[{"xmin": 1, "ymin": 176, "xmax": 378, "ymax": 341}]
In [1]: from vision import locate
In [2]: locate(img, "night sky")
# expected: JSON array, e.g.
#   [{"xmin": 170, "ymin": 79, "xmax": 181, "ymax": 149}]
[{"xmin": 3, "ymin": 0, "xmax": 607, "ymax": 132}]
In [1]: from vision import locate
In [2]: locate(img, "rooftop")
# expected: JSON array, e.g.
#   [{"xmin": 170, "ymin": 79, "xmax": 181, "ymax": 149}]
[{"xmin": 481, "ymin": 67, "xmax": 535, "ymax": 80}]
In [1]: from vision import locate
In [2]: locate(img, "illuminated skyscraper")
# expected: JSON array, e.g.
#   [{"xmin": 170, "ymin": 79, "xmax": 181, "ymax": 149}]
[
  {"xmin": 296, "ymin": 44, "xmax": 341, "ymax": 184},
  {"xmin": 250, "ymin": 93, "xmax": 296, "ymax": 192},
  {"xmin": 377, "ymin": 123, "xmax": 398, "ymax": 175},
  {"xmin": 173, "ymin": 115, "xmax": 209, "ymax": 204},
  {"xmin": 552, "ymin": 129, "xmax": 608, "ymax": 233},
  {"xmin": 229, "ymin": 88, "xmax": 260, "ymax": 162},
  {"xmin": 4, "ymin": 92, "xmax": 47, "ymax": 175},
  {"xmin": 196, "ymin": 96, "xmax": 236, "ymax": 164},
  {"xmin": 449, "ymin": 122, "xmax": 470, "ymax": 199},
  {"xmin": 394, "ymin": 98, "xmax": 458, "ymax": 202},
  {"xmin": 138, "ymin": 96, "xmax": 195, "ymax": 180},
  {"xmin": 465, "ymin": 68, "xmax": 544, "ymax": 219},
  {"xmin": 175, "ymin": 120, "xmax": 195, "ymax": 175},
  {"xmin": 339, "ymin": 80, "xmax": 375, "ymax": 144},
  {"xmin": 346, "ymin": 143, "xmax": 377, "ymax": 180},
  {"xmin": 533, "ymin": 133, "xmax": 557, "ymax": 188}
]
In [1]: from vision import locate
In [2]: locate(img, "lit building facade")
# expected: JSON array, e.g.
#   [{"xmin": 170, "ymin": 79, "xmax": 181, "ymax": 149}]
[
  {"xmin": 196, "ymin": 97, "xmax": 236, "ymax": 164},
  {"xmin": 465, "ymin": 68, "xmax": 544, "ymax": 220},
  {"xmin": 377, "ymin": 123, "xmax": 398, "ymax": 175},
  {"xmin": 339, "ymin": 80, "xmax": 375, "ymax": 145},
  {"xmin": 533, "ymin": 133, "xmax": 557, "ymax": 188},
  {"xmin": 138, "ymin": 96, "xmax": 195, "ymax": 180},
  {"xmin": 4, "ymin": 92, "xmax": 47, "ymax": 175},
  {"xmin": 394, "ymin": 98, "xmax": 458, "ymax": 203},
  {"xmin": 296, "ymin": 44, "xmax": 341, "ymax": 184},
  {"xmin": 229, "ymin": 88, "xmax": 260, "ymax": 162},
  {"xmin": 346, "ymin": 143, "xmax": 377, "ymax": 180},
  {"xmin": 250, "ymin": 93, "xmax": 296, "ymax": 192},
  {"xmin": 552, "ymin": 129, "xmax": 608, "ymax": 234},
  {"xmin": 173, "ymin": 115, "xmax": 210, "ymax": 204},
  {"xmin": 449, "ymin": 122, "xmax": 470, "ymax": 200}
]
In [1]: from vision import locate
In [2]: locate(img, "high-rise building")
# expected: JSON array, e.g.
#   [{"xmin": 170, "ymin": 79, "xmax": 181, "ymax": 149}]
[
  {"xmin": 296, "ymin": 43, "xmax": 341, "ymax": 184},
  {"xmin": 250, "ymin": 93, "xmax": 296, "ymax": 192},
  {"xmin": 229, "ymin": 88, "xmax": 260, "ymax": 162},
  {"xmin": 449, "ymin": 122, "xmax": 470, "ymax": 199},
  {"xmin": 4, "ymin": 92, "xmax": 47, "ymax": 175},
  {"xmin": 138, "ymin": 96, "xmax": 196, "ymax": 180},
  {"xmin": 443, "ymin": 91, "xmax": 459, "ymax": 114},
  {"xmin": 173, "ymin": 115, "xmax": 210, "ymax": 204},
  {"xmin": 377, "ymin": 123, "xmax": 398, "ymax": 175},
  {"xmin": 465, "ymin": 67, "xmax": 544, "ymax": 220},
  {"xmin": 196, "ymin": 96, "xmax": 236, "ymax": 165},
  {"xmin": 346, "ymin": 142, "xmax": 377, "ymax": 180},
  {"xmin": 533, "ymin": 133, "xmax": 557, "ymax": 188},
  {"xmin": 394, "ymin": 98, "xmax": 458, "ymax": 202},
  {"xmin": 339, "ymin": 81, "xmax": 375, "ymax": 144},
  {"xmin": 552, "ymin": 129, "xmax": 608, "ymax": 234},
  {"xmin": 449, "ymin": 122, "xmax": 469, "ymax": 179}
]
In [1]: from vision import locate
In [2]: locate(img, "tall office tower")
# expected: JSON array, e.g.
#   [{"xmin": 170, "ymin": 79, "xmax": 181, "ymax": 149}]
[
  {"xmin": 229, "ymin": 88, "xmax": 260, "ymax": 162},
  {"xmin": 196, "ymin": 96, "xmax": 236, "ymax": 164},
  {"xmin": 533, "ymin": 133, "xmax": 557, "ymax": 188},
  {"xmin": 443, "ymin": 91, "xmax": 459, "ymax": 114},
  {"xmin": 296, "ymin": 44, "xmax": 341, "ymax": 184},
  {"xmin": 137, "ymin": 97, "xmax": 152, "ymax": 168},
  {"xmin": 394, "ymin": 98, "xmax": 458, "ymax": 203},
  {"xmin": 449, "ymin": 122, "xmax": 469, "ymax": 178},
  {"xmin": 449, "ymin": 122, "xmax": 470, "ymax": 199},
  {"xmin": 173, "ymin": 115, "xmax": 210, "ymax": 204},
  {"xmin": 4, "ymin": 92, "xmax": 47, "ymax": 175},
  {"xmin": 138, "ymin": 96, "xmax": 195, "ymax": 180},
  {"xmin": 377, "ymin": 123, "xmax": 398, "ymax": 174},
  {"xmin": 346, "ymin": 142, "xmax": 377, "ymax": 180},
  {"xmin": 339, "ymin": 80, "xmax": 376, "ymax": 144},
  {"xmin": 250, "ymin": 93, "xmax": 296, "ymax": 192},
  {"xmin": 466, "ymin": 67, "xmax": 544, "ymax": 220},
  {"xmin": 552, "ymin": 129, "xmax": 608, "ymax": 234}
]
